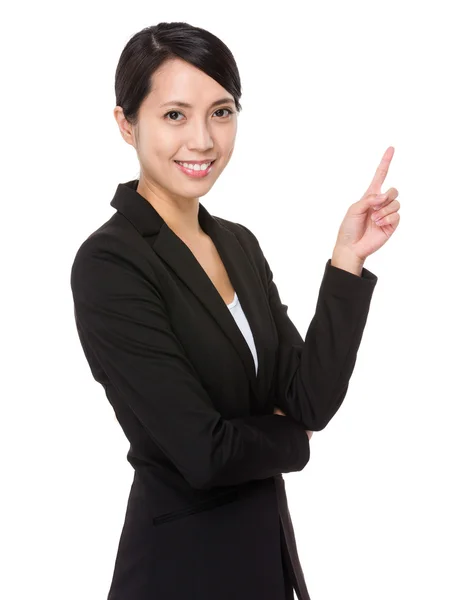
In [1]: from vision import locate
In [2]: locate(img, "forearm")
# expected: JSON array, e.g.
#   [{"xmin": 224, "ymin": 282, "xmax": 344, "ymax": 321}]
[{"xmin": 271, "ymin": 257, "xmax": 377, "ymax": 431}]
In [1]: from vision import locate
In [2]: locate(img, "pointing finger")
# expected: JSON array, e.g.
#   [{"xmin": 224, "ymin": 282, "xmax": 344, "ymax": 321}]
[{"xmin": 367, "ymin": 146, "xmax": 395, "ymax": 195}]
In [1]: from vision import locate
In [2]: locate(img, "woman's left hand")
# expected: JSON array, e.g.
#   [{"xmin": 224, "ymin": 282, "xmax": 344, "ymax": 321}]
[
  {"xmin": 273, "ymin": 406, "xmax": 313, "ymax": 440},
  {"xmin": 334, "ymin": 146, "xmax": 401, "ymax": 262}
]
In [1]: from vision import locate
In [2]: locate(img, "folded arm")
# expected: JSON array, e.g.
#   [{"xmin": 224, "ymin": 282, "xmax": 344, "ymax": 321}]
[{"xmin": 70, "ymin": 235, "xmax": 311, "ymax": 491}]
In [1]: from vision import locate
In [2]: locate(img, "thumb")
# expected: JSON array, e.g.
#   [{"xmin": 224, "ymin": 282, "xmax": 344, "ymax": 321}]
[
  {"xmin": 369, "ymin": 192, "xmax": 387, "ymax": 211},
  {"xmin": 348, "ymin": 192, "xmax": 383, "ymax": 217}
]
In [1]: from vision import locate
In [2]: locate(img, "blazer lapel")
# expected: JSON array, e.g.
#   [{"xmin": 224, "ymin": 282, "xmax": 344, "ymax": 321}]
[{"xmin": 110, "ymin": 180, "xmax": 275, "ymax": 409}]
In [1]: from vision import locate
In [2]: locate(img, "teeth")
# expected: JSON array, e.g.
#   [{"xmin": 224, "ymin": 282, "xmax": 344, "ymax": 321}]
[{"xmin": 176, "ymin": 161, "xmax": 212, "ymax": 171}]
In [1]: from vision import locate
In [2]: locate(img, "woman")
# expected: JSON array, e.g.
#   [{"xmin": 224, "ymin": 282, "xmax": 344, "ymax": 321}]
[{"xmin": 70, "ymin": 21, "xmax": 400, "ymax": 600}]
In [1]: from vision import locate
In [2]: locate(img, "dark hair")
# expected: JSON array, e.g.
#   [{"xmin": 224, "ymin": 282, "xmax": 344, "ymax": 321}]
[{"xmin": 114, "ymin": 22, "xmax": 243, "ymax": 127}]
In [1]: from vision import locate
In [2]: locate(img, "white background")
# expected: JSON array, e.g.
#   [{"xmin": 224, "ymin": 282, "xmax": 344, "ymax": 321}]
[{"xmin": 2, "ymin": 1, "xmax": 453, "ymax": 598}]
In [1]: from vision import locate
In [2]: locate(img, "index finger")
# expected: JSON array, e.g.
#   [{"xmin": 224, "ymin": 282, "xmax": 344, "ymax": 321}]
[{"xmin": 367, "ymin": 146, "xmax": 395, "ymax": 194}]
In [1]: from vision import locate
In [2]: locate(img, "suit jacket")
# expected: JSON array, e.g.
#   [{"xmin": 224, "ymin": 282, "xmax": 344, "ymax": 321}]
[{"xmin": 70, "ymin": 179, "xmax": 378, "ymax": 600}]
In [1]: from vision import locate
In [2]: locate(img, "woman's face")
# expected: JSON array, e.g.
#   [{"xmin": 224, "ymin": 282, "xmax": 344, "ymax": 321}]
[{"xmin": 115, "ymin": 57, "xmax": 238, "ymax": 203}]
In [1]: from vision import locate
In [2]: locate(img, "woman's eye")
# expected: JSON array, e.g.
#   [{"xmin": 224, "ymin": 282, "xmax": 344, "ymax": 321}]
[
  {"xmin": 164, "ymin": 108, "xmax": 234, "ymax": 121},
  {"xmin": 213, "ymin": 108, "xmax": 234, "ymax": 118},
  {"xmin": 164, "ymin": 110, "xmax": 184, "ymax": 121}
]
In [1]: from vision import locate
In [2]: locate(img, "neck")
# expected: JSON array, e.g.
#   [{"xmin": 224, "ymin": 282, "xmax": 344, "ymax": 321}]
[{"xmin": 136, "ymin": 176, "xmax": 204, "ymax": 239}]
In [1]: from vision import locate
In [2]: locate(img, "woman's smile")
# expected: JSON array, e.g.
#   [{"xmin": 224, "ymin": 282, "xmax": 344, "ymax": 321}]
[{"xmin": 174, "ymin": 159, "xmax": 216, "ymax": 178}]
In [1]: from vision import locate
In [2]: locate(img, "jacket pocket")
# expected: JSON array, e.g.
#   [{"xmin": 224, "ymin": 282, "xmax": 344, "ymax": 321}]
[{"xmin": 152, "ymin": 489, "xmax": 240, "ymax": 526}]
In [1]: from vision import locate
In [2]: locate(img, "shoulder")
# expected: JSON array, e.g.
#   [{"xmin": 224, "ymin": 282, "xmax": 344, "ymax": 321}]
[
  {"xmin": 70, "ymin": 214, "xmax": 153, "ymax": 299},
  {"xmin": 71, "ymin": 207, "xmax": 153, "ymax": 267}
]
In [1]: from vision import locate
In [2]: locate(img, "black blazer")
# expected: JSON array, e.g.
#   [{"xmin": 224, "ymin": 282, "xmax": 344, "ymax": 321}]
[{"xmin": 70, "ymin": 179, "xmax": 378, "ymax": 600}]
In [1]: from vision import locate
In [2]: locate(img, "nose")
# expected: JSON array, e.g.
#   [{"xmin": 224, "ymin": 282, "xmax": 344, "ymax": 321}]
[{"xmin": 186, "ymin": 119, "xmax": 215, "ymax": 153}]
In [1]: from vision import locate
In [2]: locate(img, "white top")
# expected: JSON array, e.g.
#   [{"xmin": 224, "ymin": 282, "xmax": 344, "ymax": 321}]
[{"xmin": 226, "ymin": 291, "xmax": 258, "ymax": 375}]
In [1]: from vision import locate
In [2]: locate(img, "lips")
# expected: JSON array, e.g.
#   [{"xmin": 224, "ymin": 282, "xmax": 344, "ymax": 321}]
[
  {"xmin": 174, "ymin": 160, "xmax": 215, "ymax": 167},
  {"xmin": 174, "ymin": 159, "xmax": 216, "ymax": 178}
]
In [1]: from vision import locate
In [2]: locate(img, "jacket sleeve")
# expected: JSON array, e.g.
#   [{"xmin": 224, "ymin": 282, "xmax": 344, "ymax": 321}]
[
  {"xmin": 236, "ymin": 224, "xmax": 378, "ymax": 432},
  {"xmin": 70, "ymin": 236, "xmax": 310, "ymax": 491}
]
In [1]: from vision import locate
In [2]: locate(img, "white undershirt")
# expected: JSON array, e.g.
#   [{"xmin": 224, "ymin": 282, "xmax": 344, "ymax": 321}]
[{"xmin": 227, "ymin": 292, "xmax": 258, "ymax": 375}]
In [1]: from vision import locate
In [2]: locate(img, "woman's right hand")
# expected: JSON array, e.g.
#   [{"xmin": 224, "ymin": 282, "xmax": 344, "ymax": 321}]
[{"xmin": 273, "ymin": 406, "xmax": 313, "ymax": 440}]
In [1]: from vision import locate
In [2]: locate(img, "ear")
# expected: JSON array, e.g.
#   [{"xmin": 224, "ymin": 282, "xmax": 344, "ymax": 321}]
[{"xmin": 113, "ymin": 106, "xmax": 137, "ymax": 148}]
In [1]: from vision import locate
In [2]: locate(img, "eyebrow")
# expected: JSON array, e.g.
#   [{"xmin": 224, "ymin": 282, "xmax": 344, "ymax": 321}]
[{"xmin": 159, "ymin": 97, "xmax": 235, "ymax": 109}]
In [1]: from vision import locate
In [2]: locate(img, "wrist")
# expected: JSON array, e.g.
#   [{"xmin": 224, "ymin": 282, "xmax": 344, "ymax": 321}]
[{"xmin": 331, "ymin": 247, "xmax": 364, "ymax": 277}]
